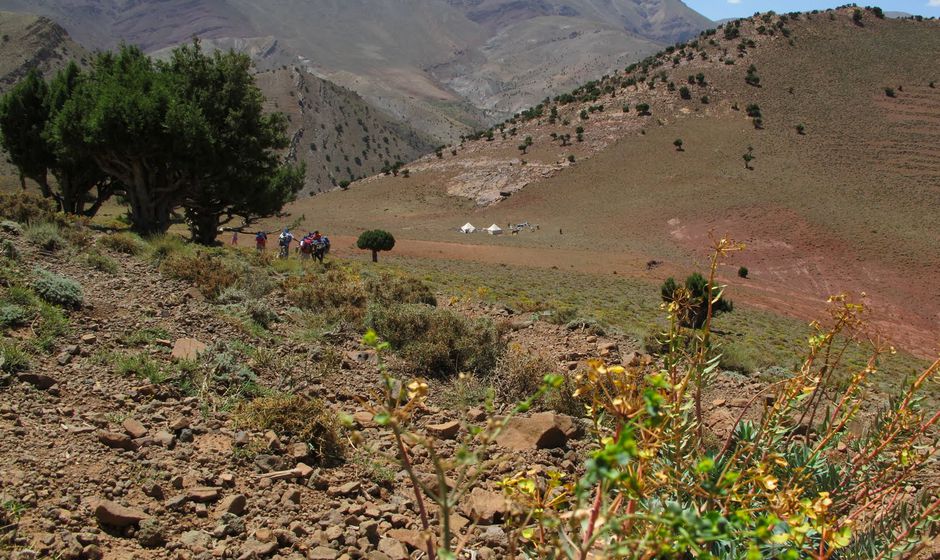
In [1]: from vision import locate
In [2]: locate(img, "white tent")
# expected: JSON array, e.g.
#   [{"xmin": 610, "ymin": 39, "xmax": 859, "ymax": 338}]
[
  {"xmin": 485, "ymin": 224, "xmax": 503, "ymax": 235},
  {"xmin": 460, "ymin": 223, "xmax": 476, "ymax": 234}
]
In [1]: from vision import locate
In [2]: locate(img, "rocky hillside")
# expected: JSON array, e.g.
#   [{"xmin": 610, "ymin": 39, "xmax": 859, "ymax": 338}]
[
  {"xmin": 281, "ymin": 7, "xmax": 940, "ymax": 359},
  {"xmin": 257, "ymin": 67, "xmax": 435, "ymax": 195},
  {"xmin": 0, "ymin": 213, "xmax": 779, "ymax": 559},
  {"xmin": 0, "ymin": 1, "xmax": 713, "ymax": 141},
  {"xmin": 0, "ymin": 12, "xmax": 86, "ymax": 91}
]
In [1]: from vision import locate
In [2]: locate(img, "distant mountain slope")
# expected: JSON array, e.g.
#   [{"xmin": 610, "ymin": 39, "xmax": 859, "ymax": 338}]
[
  {"xmin": 0, "ymin": 11, "xmax": 86, "ymax": 91},
  {"xmin": 281, "ymin": 8, "xmax": 940, "ymax": 356},
  {"xmin": 0, "ymin": 1, "xmax": 713, "ymax": 141}
]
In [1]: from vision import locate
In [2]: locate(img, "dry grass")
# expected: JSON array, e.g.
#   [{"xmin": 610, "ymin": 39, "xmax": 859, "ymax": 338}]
[
  {"xmin": 234, "ymin": 394, "xmax": 342, "ymax": 463},
  {"xmin": 159, "ymin": 250, "xmax": 239, "ymax": 299}
]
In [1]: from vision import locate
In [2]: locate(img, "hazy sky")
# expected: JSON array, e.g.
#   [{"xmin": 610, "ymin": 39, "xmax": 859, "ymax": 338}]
[{"xmin": 684, "ymin": 0, "xmax": 940, "ymax": 20}]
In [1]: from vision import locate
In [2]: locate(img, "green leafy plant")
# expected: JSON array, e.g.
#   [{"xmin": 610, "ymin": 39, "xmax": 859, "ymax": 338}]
[{"xmin": 32, "ymin": 268, "xmax": 83, "ymax": 308}]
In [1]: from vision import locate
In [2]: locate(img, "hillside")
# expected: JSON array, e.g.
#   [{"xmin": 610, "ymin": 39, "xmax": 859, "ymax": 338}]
[
  {"xmin": 271, "ymin": 8, "xmax": 940, "ymax": 358},
  {"xmin": 254, "ymin": 67, "xmax": 436, "ymax": 195},
  {"xmin": 0, "ymin": 12, "xmax": 86, "ymax": 91},
  {"xmin": 0, "ymin": 0, "xmax": 713, "ymax": 141}
]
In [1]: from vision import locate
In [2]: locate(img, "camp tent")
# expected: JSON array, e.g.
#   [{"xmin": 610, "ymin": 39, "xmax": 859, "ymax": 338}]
[
  {"xmin": 460, "ymin": 223, "xmax": 476, "ymax": 234},
  {"xmin": 486, "ymin": 224, "xmax": 503, "ymax": 235}
]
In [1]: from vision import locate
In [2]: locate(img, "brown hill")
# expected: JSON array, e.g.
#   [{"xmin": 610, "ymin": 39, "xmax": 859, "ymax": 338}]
[
  {"xmin": 0, "ymin": 11, "xmax": 86, "ymax": 90},
  {"xmin": 271, "ymin": 8, "xmax": 940, "ymax": 357},
  {"xmin": 0, "ymin": 1, "xmax": 712, "ymax": 141}
]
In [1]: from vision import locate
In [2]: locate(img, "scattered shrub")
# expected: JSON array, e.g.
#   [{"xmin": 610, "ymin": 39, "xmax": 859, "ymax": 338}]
[
  {"xmin": 82, "ymin": 251, "xmax": 119, "ymax": 274},
  {"xmin": 1, "ymin": 240, "xmax": 18, "ymax": 260},
  {"xmin": 234, "ymin": 394, "xmax": 342, "ymax": 463},
  {"xmin": 493, "ymin": 344, "xmax": 584, "ymax": 416},
  {"xmin": 0, "ymin": 303, "xmax": 29, "ymax": 328},
  {"xmin": 884, "ymin": 87, "xmax": 896, "ymax": 98},
  {"xmin": 367, "ymin": 303, "xmax": 503, "ymax": 377},
  {"xmin": 0, "ymin": 340, "xmax": 29, "ymax": 373},
  {"xmin": 24, "ymin": 222, "xmax": 65, "ymax": 252},
  {"xmin": 635, "ymin": 103, "xmax": 651, "ymax": 116},
  {"xmin": 738, "ymin": 266, "xmax": 749, "ymax": 279},
  {"xmin": 32, "ymin": 268, "xmax": 83, "ymax": 308},
  {"xmin": 0, "ymin": 192, "xmax": 55, "ymax": 224},
  {"xmin": 679, "ymin": 86, "xmax": 691, "ymax": 100},
  {"xmin": 365, "ymin": 273, "xmax": 437, "ymax": 307},
  {"xmin": 245, "ymin": 300, "xmax": 278, "ymax": 329},
  {"xmin": 284, "ymin": 268, "xmax": 367, "ymax": 318},
  {"xmin": 115, "ymin": 353, "xmax": 166, "ymax": 384},
  {"xmin": 159, "ymin": 250, "xmax": 238, "ymax": 299},
  {"xmin": 98, "ymin": 232, "xmax": 146, "ymax": 255},
  {"xmin": 357, "ymin": 229, "xmax": 395, "ymax": 262}
]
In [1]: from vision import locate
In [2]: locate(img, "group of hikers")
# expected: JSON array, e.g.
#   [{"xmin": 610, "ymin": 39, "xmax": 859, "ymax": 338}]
[{"xmin": 232, "ymin": 228, "xmax": 331, "ymax": 263}]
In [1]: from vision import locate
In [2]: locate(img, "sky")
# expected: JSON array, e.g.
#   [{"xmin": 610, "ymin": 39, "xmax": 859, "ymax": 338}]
[{"xmin": 683, "ymin": 0, "xmax": 940, "ymax": 21}]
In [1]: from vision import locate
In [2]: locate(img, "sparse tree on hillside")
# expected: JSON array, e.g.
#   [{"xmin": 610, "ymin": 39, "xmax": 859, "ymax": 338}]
[
  {"xmin": 0, "ymin": 65, "xmax": 114, "ymax": 216},
  {"xmin": 884, "ymin": 87, "xmax": 896, "ymax": 98},
  {"xmin": 679, "ymin": 86, "xmax": 692, "ymax": 100},
  {"xmin": 674, "ymin": 139, "xmax": 684, "ymax": 151},
  {"xmin": 853, "ymin": 8, "xmax": 864, "ymax": 26},
  {"xmin": 357, "ymin": 229, "xmax": 395, "ymax": 262},
  {"xmin": 796, "ymin": 123, "xmax": 806, "ymax": 135},
  {"xmin": 636, "ymin": 103, "xmax": 651, "ymax": 116},
  {"xmin": 738, "ymin": 266, "xmax": 749, "ymax": 278},
  {"xmin": 743, "ymin": 146, "xmax": 755, "ymax": 170}
]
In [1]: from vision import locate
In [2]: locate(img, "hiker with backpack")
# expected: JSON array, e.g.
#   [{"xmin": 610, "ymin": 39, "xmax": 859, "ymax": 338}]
[
  {"xmin": 278, "ymin": 228, "xmax": 296, "ymax": 259},
  {"xmin": 255, "ymin": 231, "xmax": 269, "ymax": 253},
  {"xmin": 299, "ymin": 232, "xmax": 315, "ymax": 261},
  {"xmin": 312, "ymin": 231, "xmax": 330, "ymax": 264}
]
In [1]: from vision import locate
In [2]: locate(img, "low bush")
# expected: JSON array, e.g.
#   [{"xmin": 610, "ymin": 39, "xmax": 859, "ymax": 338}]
[
  {"xmin": 367, "ymin": 303, "xmax": 503, "ymax": 377},
  {"xmin": 32, "ymin": 268, "xmax": 83, "ymax": 308},
  {"xmin": 234, "ymin": 394, "xmax": 342, "ymax": 463},
  {"xmin": 82, "ymin": 251, "xmax": 119, "ymax": 274},
  {"xmin": 0, "ymin": 340, "xmax": 30, "ymax": 373},
  {"xmin": 115, "ymin": 352, "xmax": 166, "ymax": 384},
  {"xmin": 284, "ymin": 268, "xmax": 368, "ymax": 319},
  {"xmin": 365, "ymin": 273, "xmax": 437, "ymax": 307},
  {"xmin": 493, "ymin": 344, "xmax": 583, "ymax": 415},
  {"xmin": 159, "ymin": 250, "xmax": 238, "ymax": 299},
  {"xmin": 245, "ymin": 300, "xmax": 278, "ymax": 329},
  {"xmin": 24, "ymin": 222, "xmax": 65, "ymax": 253},
  {"xmin": 0, "ymin": 192, "xmax": 55, "ymax": 224},
  {"xmin": 98, "ymin": 232, "xmax": 146, "ymax": 255},
  {"xmin": 0, "ymin": 303, "xmax": 30, "ymax": 328}
]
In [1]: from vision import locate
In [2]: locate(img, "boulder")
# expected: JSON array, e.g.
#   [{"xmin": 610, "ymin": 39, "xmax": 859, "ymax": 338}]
[
  {"xmin": 94, "ymin": 500, "xmax": 148, "ymax": 527},
  {"xmin": 171, "ymin": 338, "xmax": 207, "ymax": 361},
  {"xmin": 494, "ymin": 412, "xmax": 579, "ymax": 450},
  {"xmin": 186, "ymin": 487, "xmax": 221, "ymax": 503}
]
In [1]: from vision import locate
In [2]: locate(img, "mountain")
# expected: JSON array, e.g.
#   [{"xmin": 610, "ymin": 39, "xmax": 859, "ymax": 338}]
[
  {"xmin": 0, "ymin": 1, "xmax": 713, "ymax": 141},
  {"xmin": 277, "ymin": 8, "xmax": 940, "ymax": 358},
  {"xmin": 0, "ymin": 11, "xmax": 86, "ymax": 91}
]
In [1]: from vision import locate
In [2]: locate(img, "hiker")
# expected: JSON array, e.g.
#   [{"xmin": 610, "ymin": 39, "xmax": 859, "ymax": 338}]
[
  {"xmin": 313, "ymin": 234, "xmax": 330, "ymax": 264},
  {"xmin": 255, "ymin": 231, "xmax": 268, "ymax": 253},
  {"xmin": 231, "ymin": 231, "xmax": 239, "ymax": 246},
  {"xmin": 299, "ymin": 233, "xmax": 315, "ymax": 261},
  {"xmin": 278, "ymin": 228, "xmax": 295, "ymax": 258}
]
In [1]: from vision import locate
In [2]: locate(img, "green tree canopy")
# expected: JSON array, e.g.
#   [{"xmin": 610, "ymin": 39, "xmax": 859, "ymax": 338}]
[{"xmin": 357, "ymin": 229, "xmax": 395, "ymax": 262}]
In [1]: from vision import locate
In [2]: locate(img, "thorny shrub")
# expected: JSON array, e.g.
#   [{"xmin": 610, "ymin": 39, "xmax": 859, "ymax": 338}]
[
  {"xmin": 361, "ymin": 238, "xmax": 940, "ymax": 560},
  {"xmin": 98, "ymin": 232, "xmax": 147, "ymax": 255},
  {"xmin": 0, "ymin": 192, "xmax": 56, "ymax": 224}
]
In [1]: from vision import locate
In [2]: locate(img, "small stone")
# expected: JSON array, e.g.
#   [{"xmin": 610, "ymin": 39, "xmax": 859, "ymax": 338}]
[
  {"xmin": 97, "ymin": 431, "xmax": 137, "ymax": 451},
  {"xmin": 180, "ymin": 530, "xmax": 212, "ymax": 550},
  {"xmin": 327, "ymin": 481, "xmax": 361, "ymax": 497},
  {"xmin": 308, "ymin": 546, "xmax": 340, "ymax": 560},
  {"xmin": 17, "ymin": 372, "xmax": 57, "ymax": 390},
  {"xmin": 142, "ymin": 482, "xmax": 165, "ymax": 501},
  {"xmin": 136, "ymin": 518, "xmax": 166, "ymax": 548},
  {"xmin": 241, "ymin": 538, "xmax": 278, "ymax": 557},
  {"xmin": 377, "ymin": 537, "xmax": 408, "ymax": 560},
  {"xmin": 122, "ymin": 418, "xmax": 147, "ymax": 439},
  {"xmin": 233, "ymin": 431, "xmax": 250, "ymax": 447},
  {"xmin": 460, "ymin": 488, "xmax": 509, "ymax": 524},
  {"xmin": 186, "ymin": 487, "xmax": 221, "ymax": 503},
  {"xmin": 171, "ymin": 338, "xmax": 207, "ymax": 361},
  {"xmin": 94, "ymin": 500, "xmax": 148, "ymax": 527},
  {"xmin": 214, "ymin": 494, "xmax": 247, "ymax": 518},
  {"xmin": 288, "ymin": 442, "xmax": 309, "ymax": 461},
  {"xmin": 426, "ymin": 420, "xmax": 460, "ymax": 439},
  {"xmin": 81, "ymin": 333, "xmax": 97, "ymax": 344},
  {"xmin": 353, "ymin": 411, "xmax": 375, "ymax": 428},
  {"xmin": 168, "ymin": 416, "xmax": 190, "ymax": 431},
  {"xmin": 281, "ymin": 488, "xmax": 301, "ymax": 505},
  {"xmin": 152, "ymin": 430, "xmax": 175, "ymax": 448}
]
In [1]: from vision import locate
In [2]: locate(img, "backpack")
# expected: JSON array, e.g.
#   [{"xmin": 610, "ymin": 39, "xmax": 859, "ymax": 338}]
[
  {"xmin": 300, "ymin": 237, "xmax": 313, "ymax": 253},
  {"xmin": 279, "ymin": 233, "xmax": 292, "ymax": 247},
  {"xmin": 255, "ymin": 232, "xmax": 266, "ymax": 243}
]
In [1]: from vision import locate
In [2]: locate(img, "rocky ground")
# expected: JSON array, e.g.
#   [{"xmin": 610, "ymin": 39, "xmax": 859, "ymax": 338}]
[{"xmin": 0, "ymin": 227, "xmax": 768, "ymax": 560}]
